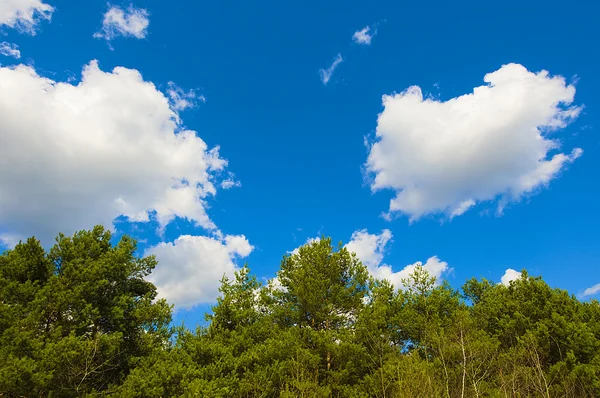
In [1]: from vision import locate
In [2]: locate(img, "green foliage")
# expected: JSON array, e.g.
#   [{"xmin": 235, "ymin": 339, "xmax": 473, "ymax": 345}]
[
  {"xmin": 2, "ymin": 227, "xmax": 600, "ymax": 397},
  {"xmin": 0, "ymin": 226, "xmax": 171, "ymax": 396},
  {"xmin": 274, "ymin": 237, "xmax": 369, "ymax": 331}
]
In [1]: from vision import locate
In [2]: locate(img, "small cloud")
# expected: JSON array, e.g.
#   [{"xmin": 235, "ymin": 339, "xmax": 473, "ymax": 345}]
[
  {"xmin": 167, "ymin": 82, "xmax": 205, "ymax": 112},
  {"xmin": 450, "ymin": 199, "xmax": 475, "ymax": 218},
  {"xmin": 352, "ymin": 26, "xmax": 374, "ymax": 45},
  {"xmin": 147, "ymin": 233, "xmax": 253, "ymax": 309},
  {"xmin": 94, "ymin": 4, "xmax": 149, "ymax": 44},
  {"xmin": 345, "ymin": 229, "xmax": 450, "ymax": 289},
  {"xmin": 345, "ymin": 229, "xmax": 392, "ymax": 269},
  {"xmin": 581, "ymin": 283, "xmax": 600, "ymax": 298},
  {"xmin": 0, "ymin": 42, "xmax": 21, "ymax": 59},
  {"xmin": 287, "ymin": 229, "xmax": 449, "ymax": 290},
  {"xmin": 0, "ymin": 0, "xmax": 53, "ymax": 35},
  {"xmin": 0, "ymin": 233, "xmax": 23, "ymax": 249},
  {"xmin": 319, "ymin": 53, "xmax": 343, "ymax": 85},
  {"xmin": 221, "ymin": 172, "xmax": 241, "ymax": 189},
  {"xmin": 289, "ymin": 236, "xmax": 321, "ymax": 255},
  {"xmin": 500, "ymin": 268, "xmax": 522, "ymax": 286},
  {"xmin": 221, "ymin": 180, "xmax": 240, "ymax": 189}
]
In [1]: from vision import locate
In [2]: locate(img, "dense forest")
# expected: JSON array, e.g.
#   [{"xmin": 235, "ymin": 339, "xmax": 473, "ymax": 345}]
[{"xmin": 1, "ymin": 226, "xmax": 599, "ymax": 397}]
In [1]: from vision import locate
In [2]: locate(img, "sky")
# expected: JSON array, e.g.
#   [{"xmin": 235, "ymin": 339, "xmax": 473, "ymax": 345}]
[{"xmin": 0, "ymin": 0, "xmax": 599, "ymax": 327}]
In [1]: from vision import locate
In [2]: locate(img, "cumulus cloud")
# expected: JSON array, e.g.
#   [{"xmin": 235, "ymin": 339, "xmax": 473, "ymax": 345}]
[
  {"xmin": 581, "ymin": 283, "xmax": 600, "ymax": 298},
  {"xmin": 291, "ymin": 230, "xmax": 449, "ymax": 289},
  {"xmin": 500, "ymin": 268, "xmax": 522, "ymax": 286},
  {"xmin": 94, "ymin": 4, "xmax": 149, "ymax": 43},
  {"xmin": 345, "ymin": 229, "xmax": 449, "ymax": 288},
  {"xmin": 366, "ymin": 63, "xmax": 582, "ymax": 221},
  {"xmin": 352, "ymin": 26, "xmax": 374, "ymax": 45},
  {"xmin": 147, "ymin": 234, "xmax": 253, "ymax": 309},
  {"xmin": 0, "ymin": 0, "xmax": 53, "ymax": 34},
  {"xmin": 0, "ymin": 60, "xmax": 230, "ymax": 246},
  {"xmin": 319, "ymin": 53, "xmax": 343, "ymax": 85},
  {"xmin": 0, "ymin": 42, "xmax": 21, "ymax": 58},
  {"xmin": 345, "ymin": 229, "xmax": 392, "ymax": 269},
  {"xmin": 384, "ymin": 256, "xmax": 449, "ymax": 289}
]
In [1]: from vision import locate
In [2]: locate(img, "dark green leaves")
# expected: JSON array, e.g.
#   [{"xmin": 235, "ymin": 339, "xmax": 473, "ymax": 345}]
[
  {"xmin": 2, "ymin": 228, "xmax": 600, "ymax": 397},
  {"xmin": 0, "ymin": 226, "xmax": 171, "ymax": 397}
]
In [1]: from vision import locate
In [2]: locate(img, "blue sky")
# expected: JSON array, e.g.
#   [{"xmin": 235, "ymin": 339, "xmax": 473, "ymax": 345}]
[{"xmin": 0, "ymin": 0, "xmax": 598, "ymax": 326}]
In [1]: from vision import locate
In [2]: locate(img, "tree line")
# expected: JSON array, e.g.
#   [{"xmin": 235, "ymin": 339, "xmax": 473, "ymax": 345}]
[{"xmin": 1, "ymin": 226, "xmax": 599, "ymax": 397}]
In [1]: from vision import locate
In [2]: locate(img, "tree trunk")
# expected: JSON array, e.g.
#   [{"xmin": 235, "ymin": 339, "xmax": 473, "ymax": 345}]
[{"xmin": 460, "ymin": 327, "xmax": 466, "ymax": 398}]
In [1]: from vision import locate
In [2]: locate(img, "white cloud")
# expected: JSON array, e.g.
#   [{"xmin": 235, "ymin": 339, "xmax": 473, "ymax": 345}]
[
  {"xmin": 0, "ymin": 233, "xmax": 21, "ymax": 248},
  {"xmin": 220, "ymin": 173, "xmax": 241, "ymax": 189},
  {"xmin": 352, "ymin": 26, "xmax": 374, "ymax": 45},
  {"xmin": 366, "ymin": 63, "xmax": 582, "ymax": 221},
  {"xmin": 0, "ymin": 60, "xmax": 230, "ymax": 246},
  {"xmin": 319, "ymin": 53, "xmax": 343, "ymax": 85},
  {"xmin": 268, "ymin": 275, "xmax": 284, "ymax": 290},
  {"xmin": 581, "ymin": 283, "xmax": 600, "ymax": 298},
  {"xmin": 345, "ymin": 229, "xmax": 449, "ymax": 288},
  {"xmin": 221, "ymin": 180, "xmax": 240, "ymax": 189},
  {"xmin": 0, "ymin": 42, "xmax": 21, "ymax": 58},
  {"xmin": 167, "ymin": 82, "xmax": 205, "ymax": 112},
  {"xmin": 289, "ymin": 236, "xmax": 321, "ymax": 255},
  {"xmin": 382, "ymin": 256, "xmax": 449, "ymax": 289},
  {"xmin": 450, "ymin": 199, "xmax": 475, "ymax": 218},
  {"xmin": 500, "ymin": 268, "xmax": 522, "ymax": 286},
  {"xmin": 94, "ymin": 5, "xmax": 149, "ymax": 43},
  {"xmin": 284, "ymin": 230, "xmax": 449, "ymax": 290},
  {"xmin": 0, "ymin": 0, "xmax": 53, "ymax": 34},
  {"xmin": 147, "ymin": 234, "xmax": 253, "ymax": 309},
  {"xmin": 345, "ymin": 229, "xmax": 392, "ymax": 269}
]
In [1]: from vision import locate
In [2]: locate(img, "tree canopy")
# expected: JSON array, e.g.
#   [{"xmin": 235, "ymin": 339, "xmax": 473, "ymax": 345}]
[{"xmin": 1, "ymin": 227, "xmax": 599, "ymax": 397}]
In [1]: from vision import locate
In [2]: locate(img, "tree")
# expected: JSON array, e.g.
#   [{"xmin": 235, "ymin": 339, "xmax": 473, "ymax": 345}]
[
  {"xmin": 3, "ymin": 228, "xmax": 600, "ymax": 397},
  {"xmin": 0, "ymin": 226, "xmax": 171, "ymax": 396},
  {"xmin": 273, "ymin": 238, "xmax": 369, "ymax": 388},
  {"xmin": 274, "ymin": 237, "xmax": 369, "ymax": 332}
]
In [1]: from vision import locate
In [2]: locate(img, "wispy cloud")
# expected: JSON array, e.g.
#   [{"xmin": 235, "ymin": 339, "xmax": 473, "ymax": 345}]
[
  {"xmin": 0, "ymin": 42, "xmax": 21, "ymax": 59},
  {"xmin": 167, "ymin": 82, "xmax": 205, "ymax": 112},
  {"xmin": 220, "ymin": 172, "xmax": 241, "ymax": 189},
  {"xmin": 319, "ymin": 53, "xmax": 343, "ymax": 85},
  {"xmin": 352, "ymin": 26, "xmax": 374, "ymax": 45},
  {"xmin": 94, "ymin": 4, "xmax": 149, "ymax": 44},
  {"xmin": 581, "ymin": 283, "xmax": 600, "ymax": 298},
  {"xmin": 0, "ymin": 0, "xmax": 53, "ymax": 35}
]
